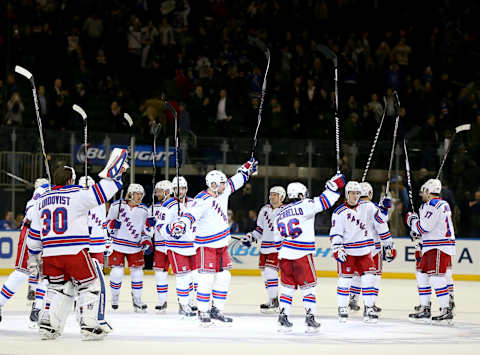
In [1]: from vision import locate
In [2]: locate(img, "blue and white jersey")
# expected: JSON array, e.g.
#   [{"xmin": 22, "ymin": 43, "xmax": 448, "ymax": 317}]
[
  {"xmin": 330, "ymin": 200, "xmax": 384, "ymax": 256},
  {"xmin": 411, "ymin": 198, "xmax": 455, "ymax": 256},
  {"xmin": 178, "ymin": 172, "xmax": 248, "ymax": 249},
  {"xmin": 156, "ymin": 197, "xmax": 195, "ymax": 256},
  {"xmin": 275, "ymin": 189, "xmax": 340, "ymax": 260},
  {"xmin": 106, "ymin": 200, "xmax": 149, "ymax": 254},
  {"xmin": 251, "ymin": 204, "xmax": 283, "ymax": 254},
  {"xmin": 27, "ymin": 180, "xmax": 123, "ymax": 257},
  {"xmin": 88, "ymin": 204, "xmax": 107, "ymax": 253},
  {"xmin": 151, "ymin": 200, "xmax": 167, "ymax": 254},
  {"xmin": 361, "ymin": 200, "xmax": 392, "ymax": 255}
]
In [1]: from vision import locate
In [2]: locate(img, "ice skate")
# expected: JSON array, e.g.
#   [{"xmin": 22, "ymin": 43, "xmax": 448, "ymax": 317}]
[
  {"xmin": 348, "ymin": 295, "xmax": 360, "ymax": 311},
  {"xmin": 432, "ymin": 307, "xmax": 453, "ymax": 326},
  {"xmin": 132, "ymin": 294, "xmax": 147, "ymax": 313},
  {"xmin": 260, "ymin": 297, "xmax": 279, "ymax": 314},
  {"xmin": 210, "ymin": 306, "xmax": 233, "ymax": 325},
  {"xmin": 363, "ymin": 306, "xmax": 379, "ymax": 323},
  {"xmin": 414, "ymin": 301, "xmax": 430, "ymax": 312},
  {"xmin": 277, "ymin": 309, "xmax": 293, "ymax": 333},
  {"xmin": 409, "ymin": 305, "xmax": 431, "ymax": 324},
  {"xmin": 80, "ymin": 321, "xmax": 112, "ymax": 341},
  {"xmin": 29, "ymin": 303, "xmax": 40, "ymax": 328},
  {"xmin": 305, "ymin": 310, "xmax": 320, "ymax": 334},
  {"xmin": 27, "ymin": 286, "xmax": 36, "ymax": 301},
  {"xmin": 111, "ymin": 294, "xmax": 119, "ymax": 310},
  {"xmin": 178, "ymin": 303, "xmax": 196, "ymax": 318},
  {"xmin": 372, "ymin": 304, "xmax": 382, "ymax": 313},
  {"xmin": 338, "ymin": 306, "xmax": 348, "ymax": 323},
  {"xmin": 198, "ymin": 311, "xmax": 212, "ymax": 327},
  {"xmin": 155, "ymin": 302, "xmax": 167, "ymax": 314},
  {"xmin": 39, "ymin": 321, "xmax": 61, "ymax": 340}
]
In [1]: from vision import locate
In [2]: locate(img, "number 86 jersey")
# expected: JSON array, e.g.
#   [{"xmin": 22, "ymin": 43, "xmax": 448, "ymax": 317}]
[{"xmin": 275, "ymin": 189, "xmax": 340, "ymax": 260}]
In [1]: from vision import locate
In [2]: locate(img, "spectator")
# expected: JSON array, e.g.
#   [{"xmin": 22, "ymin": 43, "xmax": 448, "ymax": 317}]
[
  {"xmin": 38, "ymin": 85, "xmax": 48, "ymax": 119},
  {"xmin": 15, "ymin": 213, "xmax": 24, "ymax": 229},
  {"xmin": 228, "ymin": 209, "xmax": 240, "ymax": 234},
  {"xmin": 243, "ymin": 209, "xmax": 258, "ymax": 234},
  {"xmin": 0, "ymin": 211, "xmax": 16, "ymax": 230},
  {"xmin": 215, "ymin": 88, "xmax": 233, "ymax": 135},
  {"xmin": 5, "ymin": 92, "xmax": 24, "ymax": 126},
  {"xmin": 158, "ymin": 17, "xmax": 175, "ymax": 47},
  {"xmin": 467, "ymin": 190, "xmax": 480, "ymax": 237}
]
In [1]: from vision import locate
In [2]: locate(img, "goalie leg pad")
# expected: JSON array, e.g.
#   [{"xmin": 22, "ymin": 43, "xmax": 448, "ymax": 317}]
[{"xmin": 39, "ymin": 281, "xmax": 74, "ymax": 339}]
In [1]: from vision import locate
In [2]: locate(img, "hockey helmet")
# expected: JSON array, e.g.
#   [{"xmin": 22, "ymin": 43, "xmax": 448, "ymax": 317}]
[
  {"xmin": 155, "ymin": 180, "xmax": 173, "ymax": 192},
  {"xmin": 424, "ymin": 179, "xmax": 441, "ymax": 195},
  {"xmin": 287, "ymin": 182, "xmax": 308, "ymax": 199},
  {"xmin": 270, "ymin": 186, "xmax": 286, "ymax": 202},
  {"xmin": 205, "ymin": 170, "xmax": 227, "ymax": 191},
  {"xmin": 360, "ymin": 182, "xmax": 373, "ymax": 198},
  {"xmin": 34, "ymin": 178, "xmax": 49, "ymax": 189},
  {"xmin": 171, "ymin": 176, "xmax": 188, "ymax": 190},
  {"xmin": 127, "ymin": 183, "xmax": 145, "ymax": 199}
]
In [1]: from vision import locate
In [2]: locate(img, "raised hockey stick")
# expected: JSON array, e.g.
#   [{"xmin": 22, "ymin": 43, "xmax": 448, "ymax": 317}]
[
  {"xmin": 248, "ymin": 37, "xmax": 271, "ymax": 158},
  {"xmin": 385, "ymin": 91, "xmax": 401, "ymax": 196},
  {"xmin": 163, "ymin": 100, "xmax": 181, "ymax": 216},
  {"xmin": 117, "ymin": 113, "xmax": 134, "ymax": 219},
  {"xmin": 0, "ymin": 169, "xmax": 33, "ymax": 187},
  {"xmin": 403, "ymin": 140, "xmax": 415, "ymax": 212},
  {"xmin": 316, "ymin": 45, "xmax": 341, "ymax": 173},
  {"xmin": 72, "ymin": 104, "xmax": 88, "ymax": 187},
  {"xmin": 151, "ymin": 123, "xmax": 161, "ymax": 215},
  {"xmin": 15, "ymin": 65, "xmax": 52, "ymax": 186},
  {"xmin": 436, "ymin": 123, "xmax": 471, "ymax": 179},
  {"xmin": 362, "ymin": 97, "xmax": 387, "ymax": 182}
]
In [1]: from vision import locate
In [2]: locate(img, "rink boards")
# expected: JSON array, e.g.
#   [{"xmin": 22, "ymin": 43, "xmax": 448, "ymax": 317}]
[{"xmin": 0, "ymin": 231, "xmax": 478, "ymax": 280}]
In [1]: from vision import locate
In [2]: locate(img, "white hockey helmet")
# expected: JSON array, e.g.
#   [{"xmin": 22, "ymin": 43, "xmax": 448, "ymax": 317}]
[
  {"xmin": 345, "ymin": 181, "xmax": 361, "ymax": 195},
  {"xmin": 78, "ymin": 175, "xmax": 95, "ymax": 188},
  {"xmin": 360, "ymin": 182, "xmax": 373, "ymax": 198},
  {"xmin": 171, "ymin": 176, "xmax": 188, "ymax": 190},
  {"xmin": 127, "ymin": 183, "xmax": 145, "ymax": 199},
  {"xmin": 419, "ymin": 182, "xmax": 427, "ymax": 196},
  {"xmin": 287, "ymin": 182, "xmax": 308, "ymax": 199},
  {"xmin": 205, "ymin": 170, "xmax": 227, "ymax": 191},
  {"xmin": 64, "ymin": 165, "xmax": 76, "ymax": 184},
  {"xmin": 270, "ymin": 186, "xmax": 286, "ymax": 202},
  {"xmin": 155, "ymin": 180, "xmax": 173, "ymax": 192},
  {"xmin": 32, "ymin": 185, "xmax": 49, "ymax": 200},
  {"xmin": 424, "ymin": 178, "xmax": 441, "ymax": 195},
  {"xmin": 34, "ymin": 178, "xmax": 49, "ymax": 189}
]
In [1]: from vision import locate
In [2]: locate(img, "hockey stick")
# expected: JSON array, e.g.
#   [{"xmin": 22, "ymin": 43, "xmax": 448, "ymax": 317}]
[
  {"xmin": 117, "ymin": 113, "xmax": 134, "ymax": 219},
  {"xmin": 403, "ymin": 140, "xmax": 415, "ymax": 212},
  {"xmin": 15, "ymin": 65, "xmax": 52, "ymax": 186},
  {"xmin": 385, "ymin": 91, "xmax": 401, "ymax": 195},
  {"xmin": 436, "ymin": 123, "xmax": 471, "ymax": 179},
  {"xmin": 0, "ymin": 169, "xmax": 33, "ymax": 187},
  {"xmin": 248, "ymin": 37, "xmax": 271, "ymax": 158},
  {"xmin": 72, "ymin": 104, "xmax": 88, "ymax": 187},
  {"xmin": 362, "ymin": 97, "xmax": 387, "ymax": 182},
  {"xmin": 316, "ymin": 45, "xmax": 341, "ymax": 173},
  {"xmin": 163, "ymin": 100, "xmax": 181, "ymax": 216},
  {"xmin": 151, "ymin": 123, "xmax": 161, "ymax": 215}
]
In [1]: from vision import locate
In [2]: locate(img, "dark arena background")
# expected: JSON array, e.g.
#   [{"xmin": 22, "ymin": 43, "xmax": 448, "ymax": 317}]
[{"xmin": 0, "ymin": 1, "xmax": 479, "ymax": 354}]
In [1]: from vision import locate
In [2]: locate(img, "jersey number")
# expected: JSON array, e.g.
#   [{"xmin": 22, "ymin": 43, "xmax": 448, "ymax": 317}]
[
  {"xmin": 41, "ymin": 207, "xmax": 68, "ymax": 235},
  {"xmin": 278, "ymin": 218, "xmax": 302, "ymax": 239}
]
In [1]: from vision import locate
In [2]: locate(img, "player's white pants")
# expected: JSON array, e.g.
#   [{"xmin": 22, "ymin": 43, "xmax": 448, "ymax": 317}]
[
  {"xmin": 212, "ymin": 270, "xmax": 231, "ymax": 311},
  {"xmin": 445, "ymin": 268, "xmax": 454, "ymax": 297},
  {"xmin": 175, "ymin": 272, "xmax": 191, "ymax": 307},
  {"xmin": 279, "ymin": 284, "xmax": 295, "ymax": 316},
  {"xmin": 416, "ymin": 271, "xmax": 431, "ymax": 306},
  {"xmin": 349, "ymin": 275, "xmax": 361, "ymax": 303},
  {"xmin": 109, "ymin": 267, "xmax": 124, "ymax": 299},
  {"xmin": 130, "ymin": 267, "xmax": 143, "ymax": 300},
  {"xmin": 262, "ymin": 267, "xmax": 279, "ymax": 302},
  {"xmin": 0, "ymin": 269, "xmax": 28, "ymax": 306},
  {"xmin": 430, "ymin": 275, "xmax": 449, "ymax": 308},
  {"xmin": 34, "ymin": 279, "xmax": 49, "ymax": 309},
  {"xmin": 154, "ymin": 270, "xmax": 168, "ymax": 306}
]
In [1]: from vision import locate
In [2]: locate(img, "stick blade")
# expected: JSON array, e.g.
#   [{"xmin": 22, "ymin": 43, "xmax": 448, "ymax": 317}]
[
  {"xmin": 14, "ymin": 65, "xmax": 32, "ymax": 80},
  {"xmin": 455, "ymin": 124, "xmax": 471, "ymax": 133},
  {"xmin": 72, "ymin": 104, "xmax": 87, "ymax": 120},
  {"xmin": 123, "ymin": 113, "xmax": 133, "ymax": 127}
]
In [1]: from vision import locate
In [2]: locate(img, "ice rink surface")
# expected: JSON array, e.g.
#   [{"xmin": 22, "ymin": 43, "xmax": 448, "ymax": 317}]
[{"xmin": 1, "ymin": 275, "xmax": 479, "ymax": 355}]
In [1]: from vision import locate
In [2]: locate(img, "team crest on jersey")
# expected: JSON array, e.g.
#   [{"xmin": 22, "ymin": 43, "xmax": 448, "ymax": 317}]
[{"xmin": 346, "ymin": 267, "xmax": 351, "ymax": 272}]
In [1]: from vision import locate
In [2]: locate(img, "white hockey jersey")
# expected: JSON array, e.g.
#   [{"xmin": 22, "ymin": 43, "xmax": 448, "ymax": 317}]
[
  {"xmin": 362, "ymin": 200, "xmax": 392, "ymax": 256},
  {"xmin": 275, "ymin": 189, "xmax": 340, "ymax": 260},
  {"xmin": 251, "ymin": 204, "xmax": 283, "ymax": 254},
  {"xmin": 151, "ymin": 201, "xmax": 167, "ymax": 254},
  {"xmin": 156, "ymin": 197, "xmax": 195, "ymax": 256},
  {"xmin": 411, "ymin": 198, "xmax": 455, "ymax": 256},
  {"xmin": 88, "ymin": 204, "xmax": 107, "ymax": 253},
  {"xmin": 177, "ymin": 172, "xmax": 247, "ymax": 249},
  {"xmin": 106, "ymin": 200, "xmax": 149, "ymax": 254},
  {"xmin": 27, "ymin": 180, "xmax": 123, "ymax": 257},
  {"xmin": 329, "ymin": 200, "xmax": 381, "ymax": 256}
]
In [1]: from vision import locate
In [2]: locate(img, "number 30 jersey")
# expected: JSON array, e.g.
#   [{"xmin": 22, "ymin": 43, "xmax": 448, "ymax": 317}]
[
  {"xmin": 275, "ymin": 189, "xmax": 340, "ymax": 260},
  {"xmin": 27, "ymin": 180, "xmax": 123, "ymax": 257}
]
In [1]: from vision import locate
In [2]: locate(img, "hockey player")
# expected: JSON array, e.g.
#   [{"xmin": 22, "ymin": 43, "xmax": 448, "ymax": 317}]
[
  {"xmin": 242, "ymin": 186, "xmax": 286, "ymax": 313},
  {"xmin": 168, "ymin": 158, "xmax": 258, "ymax": 326},
  {"xmin": 149, "ymin": 180, "xmax": 173, "ymax": 313},
  {"xmin": 27, "ymin": 149, "xmax": 129, "ymax": 340},
  {"xmin": 406, "ymin": 178, "xmax": 455, "ymax": 324},
  {"xmin": 156, "ymin": 176, "xmax": 197, "ymax": 317},
  {"xmin": 275, "ymin": 174, "xmax": 345, "ymax": 333},
  {"xmin": 330, "ymin": 181, "xmax": 391, "ymax": 323},
  {"xmin": 79, "ymin": 176, "xmax": 107, "ymax": 267},
  {"xmin": 0, "ymin": 178, "xmax": 49, "ymax": 323},
  {"xmin": 106, "ymin": 183, "xmax": 152, "ymax": 313}
]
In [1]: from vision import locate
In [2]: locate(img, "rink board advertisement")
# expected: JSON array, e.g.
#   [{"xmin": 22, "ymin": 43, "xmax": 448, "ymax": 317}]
[{"xmin": 1, "ymin": 231, "xmax": 479, "ymax": 279}]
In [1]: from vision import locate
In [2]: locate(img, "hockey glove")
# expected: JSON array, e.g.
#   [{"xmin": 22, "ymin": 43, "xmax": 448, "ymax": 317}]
[
  {"xmin": 405, "ymin": 212, "xmax": 419, "ymax": 228},
  {"xmin": 168, "ymin": 221, "xmax": 186, "ymax": 239},
  {"xmin": 409, "ymin": 230, "xmax": 421, "ymax": 242},
  {"xmin": 241, "ymin": 232, "xmax": 257, "ymax": 247},
  {"xmin": 108, "ymin": 219, "xmax": 121, "ymax": 231},
  {"xmin": 104, "ymin": 235, "xmax": 113, "ymax": 257},
  {"xmin": 383, "ymin": 244, "xmax": 397, "ymax": 262},
  {"xmin": 379, "ymin": 197, "xmax": 392, "ymax": 215},
  {"xmin": 98, "ymin": 148, "xmax": 129, "ymax": 181},
  {"xmin": 146, "ymin": 217, "xmax": 156, "ymax": 228},
  {"xmin": 238, "ymin": 157, "xmax": 258, "ymax": 177},
  {"xmin": 332, "ymin": 244, "xmax": 347, "ymax": 263},
  {"xmin": 141, "ymin": 238, "xmax": 153, "ymax": 255},
  {"xmin": 325, "ymin": 173, "xmax": 346, "ymax": 192}
]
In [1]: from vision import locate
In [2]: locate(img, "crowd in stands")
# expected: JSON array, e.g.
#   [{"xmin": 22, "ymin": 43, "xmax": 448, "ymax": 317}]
[{"xmin": 0, "ymin": 0, "xmax": 479, "ymax": 236}]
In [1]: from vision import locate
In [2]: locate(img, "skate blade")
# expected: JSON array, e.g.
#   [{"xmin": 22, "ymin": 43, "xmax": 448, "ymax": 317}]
[
  {"xmin": 432, "ymin": 319, "xmax": 454, "ymax": 327},
  {"xmin": 363, "ymin": 317, "xmax": 379, "ymax": 324},
  {"xmin": 408, "ymin": 317, "xmax": 431, "ymax": 325},
  {"xmin": 134, "ymin": 308, "xmax": 147, "ymax": 313},
  {"xmin": 81, "ymin": 332, "xmax": 107, "ymax": 341},
  {"xmin": 338, "ymin": 317, "xmax": 348, "ymax": 323},
  {"xmin": 199, "ymin": 321, "xmax": 213, "ymax": 328},
  {"xmin": 211, "ymin": 319, "xmax": 233, "ymax": 327},
  {"xmin": 179, "ymin": 314, "xmax": 197, "ymax": 320},
  {"xmin": 277, "ymin": 326, "xmax": 293, "ymax": 334},
  {"xmin": 260, "ymin": 308, "xmax": 279, "ymax": 314},
  {"xmin": 305, "ymin": 326, "xmax": 320, "ymax": 335},
  {"xmin": 40, "ymin": 330, "xmax": 60, "ymax": 340}
]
